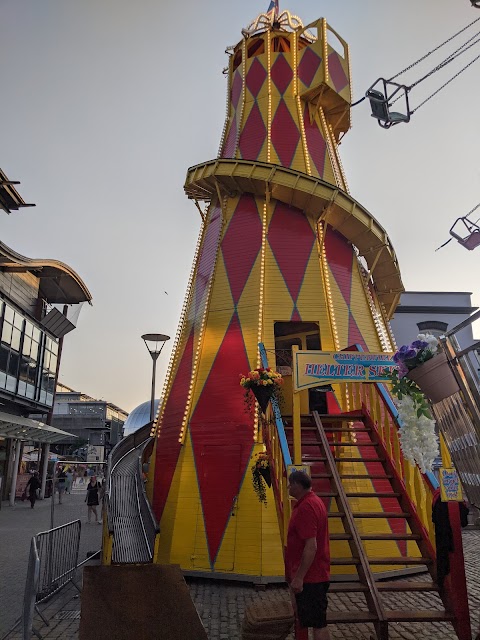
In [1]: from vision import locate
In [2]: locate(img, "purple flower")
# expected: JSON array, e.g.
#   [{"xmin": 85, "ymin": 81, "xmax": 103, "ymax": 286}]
[
  {"xmin": 412, "ymin": 340, "xmax": 428, "ymax": 349},
  {"xmin": 404, "ymin": 349, "xmax": 417, "ymax": 360},
  {"xmin": 397, "ymin": 362, "xmax": 409, "ymax": 378}
]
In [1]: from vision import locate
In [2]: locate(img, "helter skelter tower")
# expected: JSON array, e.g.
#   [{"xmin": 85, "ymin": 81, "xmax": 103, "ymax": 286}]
[{"xmin": 151, "ymin": 5, "xmax": 403, "ymax": 579}]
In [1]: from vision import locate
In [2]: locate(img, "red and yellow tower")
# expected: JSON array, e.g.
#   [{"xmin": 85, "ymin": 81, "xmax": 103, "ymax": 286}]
[{"xmin": 151, "ymin": 5, "xmax": 403, "ymax": 580}]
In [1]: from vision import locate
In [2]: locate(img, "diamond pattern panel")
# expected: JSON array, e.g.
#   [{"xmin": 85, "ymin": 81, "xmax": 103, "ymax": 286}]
[
  {"xmin": 231, "ymin": 70, "xmax": 243, "ymax": 108},
  {"xmin": 324, "ymin": 227, "xmax": 353, "ymax": 305},
  {"xmin": 328, "ymin": 51, "xmax": 349, "ymax": 93},
  {"xmin": 271, "ymin": 54, "xmax": 293, "ymax": 95},
  {"xmin": 153, "ymin": 327, "xmax": 194, "ymax": 520},
  {"xmin": 190, "ymin": 312, "xmax": 253, "ymax": 563},
  {"xmin": 195, "ymin": 206, "xmax": 222, "ymax": 314},
  {"xmin": 221, "ymin": 195, "xmax": 262, "ymax": 305},
  {"xmin": 271, "ymin": 100, "xmax": 300, "ymax": 168},
  {"xmin": 245, "ymin": 58, "xmax": 267, "ymax": 98},
  {"xmin": 298, "ymin": 48, "xmax": 322, "ymax": 88},
  {"xmin": 348, "ymin": 314, "xmax": 368, "ymax": 350},
  {"xmin": 239, "ymin": 103, "xmax": 267, "ymax": 161},
  {"xmin": 303, "ymin": 103, "xmax": 327, "ymax": 177},
  {"xmin": 222, "ymin": 114, "xmax": 237, "ymax": 158},
  {"xmin": 268, "ymin": 202, "xmax": 315, "ymax": 302}
]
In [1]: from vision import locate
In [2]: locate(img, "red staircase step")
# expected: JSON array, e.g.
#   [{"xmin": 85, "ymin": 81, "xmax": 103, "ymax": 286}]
[
  {"xmin": 339, "ymin": 474, "xmax": 393, "ymax": 479},
  {"xmin": 345, "ymin": 492, "xmax": 401, "ymax": 498},
  {"xmin": 376, "ymin": 581, "xmax": 439, "ymax": 592},
  {"xmin": 385, "ymin": 610, "xmax": 454, "ymax": 622},
  {"xmin": 367, "ymin": 557, "xmax": 432, "ymax": 565},
  {"xmin": 303, "ymin": 456, "xmax": 384, "ymax": 463},
  {"xmin": 329, "ymin": 582, "xmax": 368, "ymax": 593},
  {"xmin": 326, "ymin": 611, "xmax": 377, "ymax": 623},
  {"xmin": 360, "ymin": 533, "xmax": 421, "ymax": 541}
]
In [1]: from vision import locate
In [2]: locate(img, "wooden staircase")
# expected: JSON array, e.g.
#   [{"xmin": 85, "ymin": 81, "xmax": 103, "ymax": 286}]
[{"xmin": 283, "ymin": 409, "xmax": 458, "ymax": 639}]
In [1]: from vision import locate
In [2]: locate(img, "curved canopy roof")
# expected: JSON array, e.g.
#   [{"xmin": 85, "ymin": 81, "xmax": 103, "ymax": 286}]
[
  {"xmin": 184, "ymin": 159, "xmax": 404, "ymax": 317},
  {"xmin": 0, "ymin": 240, "xmax": 92, "ymax": 305}
]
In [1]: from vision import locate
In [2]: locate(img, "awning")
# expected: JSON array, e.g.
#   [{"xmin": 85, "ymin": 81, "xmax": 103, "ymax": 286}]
[{"xmin": 0, "ymin": 411, "xmax": 76, "ymax": 444}]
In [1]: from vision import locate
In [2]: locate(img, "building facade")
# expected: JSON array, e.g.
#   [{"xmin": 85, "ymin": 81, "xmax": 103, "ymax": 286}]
[
  {"xmin": 390, "ymin": 291, "xmax": 479, "ymax": 372},
  {"xmin": 0, "ymin": 169, "xmax": 92, "ymax": 503},
  {"xmin": 52, "ymin": 383, "xmax": 128, "ymax": 460}
]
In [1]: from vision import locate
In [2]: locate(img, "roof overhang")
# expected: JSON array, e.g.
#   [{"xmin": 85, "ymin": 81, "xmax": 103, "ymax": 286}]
[
  {"xmin": 0, "ymin": 240, "xmax": 92, "ymax": 305},
  {"xmin": 0, "ymin": 411, "xmax": 77, "ymax": 443},
  {"xmin": 184, "ymin": 159, "xmax": 404, "ymax": 318},
  {"xmin": 0, "ymin": 168, "xmax": 36, "ymax": 214}
]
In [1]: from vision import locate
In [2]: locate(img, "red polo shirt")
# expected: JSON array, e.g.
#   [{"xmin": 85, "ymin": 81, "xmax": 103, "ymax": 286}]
[{"xmin": 285, "ymin": 490, "xmax": 330, "ymax": 583}]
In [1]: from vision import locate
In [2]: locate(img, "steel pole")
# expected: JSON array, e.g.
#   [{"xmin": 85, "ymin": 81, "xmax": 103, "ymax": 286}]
[{"xmin": 150, "ymin": 353, "xmax": 159, "ymax": 423}]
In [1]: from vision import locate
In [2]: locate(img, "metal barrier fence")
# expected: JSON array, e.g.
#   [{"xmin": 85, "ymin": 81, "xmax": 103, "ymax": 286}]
[
  {"xmin": 3, "ymin": 520, "xmax": 83, "ymax": 640},
  {"xmin": 35, "ymin": 520, "xmax": 81, "ymax": 603},
  {"xmin": 21, "ymin": 538, "xmax": 40, "ymax": 640}
]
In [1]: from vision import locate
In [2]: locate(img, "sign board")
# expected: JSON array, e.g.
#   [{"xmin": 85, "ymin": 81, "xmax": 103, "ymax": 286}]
[
  {"xmin": 293, "ymin": 350, "xmax": 396, "ymax": 392},
  {"xmin": 87, "ymin": 445, "xmax": 105, "ymax": 463},
  {"xmin": 439, "ymin": 467, "xmax": 463, "ymax": 501},
  {"xmin": 287, "ymin": 464, "xmax": 311, "ymax": 477}
]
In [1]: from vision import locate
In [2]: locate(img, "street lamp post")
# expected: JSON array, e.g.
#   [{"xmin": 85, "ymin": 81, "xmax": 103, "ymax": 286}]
[{"xmin": 142, "ymin": 333, "xmax": 170, "ymax": 423}]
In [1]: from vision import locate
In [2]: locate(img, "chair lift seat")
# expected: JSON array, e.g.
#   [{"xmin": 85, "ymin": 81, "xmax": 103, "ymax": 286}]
[
  {"xmin": 450, "ymin": 217, "xmax": 480, "ymax": 250},
  {"xmin": 367, "ymin": 88, "xmax": 409, "ymax": 128},
  {"xmin": 460, "ymin": 230, "xmax": 480, "ymax": 251}
]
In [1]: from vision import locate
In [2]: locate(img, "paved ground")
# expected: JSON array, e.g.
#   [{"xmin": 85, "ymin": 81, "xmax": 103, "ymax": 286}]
[
  {"xmin": 1, "ymin": 505, "xmax": 479, "ymax": 639},
  {"xmin": 0, "ymin": 483, "xmax": 102, "ymax": 639}
]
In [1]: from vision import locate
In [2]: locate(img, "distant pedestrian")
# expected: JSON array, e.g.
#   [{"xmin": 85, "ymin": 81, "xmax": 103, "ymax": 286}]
[
  {"xmin": 65, "ymin": 468, "xmax": 73, "ymax": 494},
  {"xmin": 85, "ymin": 476, "xmax": 101, "ymax": 524},
  {"xmin": 25, "ymin": 472, "xmax": 41, "ymax": 509},
  {"xmin": 56, "ymin": 466, "xmax": 67, "ymax": 504}
]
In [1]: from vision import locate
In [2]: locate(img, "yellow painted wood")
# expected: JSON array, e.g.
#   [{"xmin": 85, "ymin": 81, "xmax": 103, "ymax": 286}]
[{"xmin": 439, "ymin": 432, "xmax": 453, "ymax": 468}]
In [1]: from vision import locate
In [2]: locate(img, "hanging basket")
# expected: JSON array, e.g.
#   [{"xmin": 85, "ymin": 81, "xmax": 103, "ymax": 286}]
[
  {"xmin": 251, "ymin": 385, "xmax": 274, "ymax": 414},
  {"xmin": 258, "ymin": 466, "xmax": 272, "ymax": 488},
  {"xmin": 407, "ymin": 352, "xmax": 460, "ymax": 404}
]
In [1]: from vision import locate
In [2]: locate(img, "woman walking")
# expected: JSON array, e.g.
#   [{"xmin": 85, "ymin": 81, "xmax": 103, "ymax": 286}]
[{"xmin": 85, "ymin": 476, "xmax": 101, "ymax": 524}]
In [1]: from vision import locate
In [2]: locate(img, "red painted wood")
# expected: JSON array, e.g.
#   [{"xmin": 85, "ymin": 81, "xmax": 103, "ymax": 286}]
[
  {"xmin": 445, "ymin": 501, "xmax": 472, "ymax": 640},
  {"xmin": 303, "ymin": 102, "xmax": 327, "ymax": 177},
  {"xmin": 298, "ymin": 47, "xmax": 322, "ymax": 88},
  {"xmin": 239, "ymin": 102, "xmax": 267, "ymax": 161},
  {"xmin": 268, "ymin": 202, "xmax": 315, "ymax": 302},
  {"xmin": 190, "ymin": 312, "xmax": 254, "ymax": 563},
  {"xmin": 221, "ymin": 195, "xmax": 262, "ymax": 304},
  {"xmin": 271, "ymin": 99, "xmax": 300, "ymax": 168},
  {"xmin": 195, "ymin": 206, "xmax": 222, "ymax": 314},
  {"xmin": 153, "ymin": 328, "xmax": 194, "ymax": 520},
  {"xmin": 328, "ymin": 51, "xmax": 349, "ymax": 92},
  {"xmin": 271, "ymin": 53, "xmax": 293, "ymax": 95},
  {"xmin": 324, "ymin": 227, "xmax": 354, "ymax": 306}
]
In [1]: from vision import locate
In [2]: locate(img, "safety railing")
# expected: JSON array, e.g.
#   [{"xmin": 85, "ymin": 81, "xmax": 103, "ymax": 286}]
[
  {"xmin": 103, "ymin": 423, "xmax": 159, "ymax": 564},
  {"xmin": 434, "ymin": 312, "xmax": 480, "ymax": 506},
  {"xmin": 259, "ymin": 344, "xmax": 292, "ymax": 548},
  {"xmin": 22, "ymin": 537, "xmax": 40, "ymax": 640},
  {"xmin": 4, "ymin": 520, "xmax": 83, "ymax": 640}
]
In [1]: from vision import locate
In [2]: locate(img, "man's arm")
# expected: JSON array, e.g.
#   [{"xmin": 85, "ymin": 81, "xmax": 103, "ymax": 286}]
[{"xmin": 290, "ymin": 537, "xmax": 317, "ymax": 593}]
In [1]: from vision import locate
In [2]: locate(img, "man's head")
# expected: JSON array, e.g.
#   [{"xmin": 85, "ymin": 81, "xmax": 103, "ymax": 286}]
[{"xmin": 288, "ymin": 470, "xmax": 312, "ymax": 500}]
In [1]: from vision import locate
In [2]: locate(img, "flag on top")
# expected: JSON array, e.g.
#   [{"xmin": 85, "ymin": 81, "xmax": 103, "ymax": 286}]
[{"xmin": 266, "ymin": 0, "xmax": 279, "ymax": 20}]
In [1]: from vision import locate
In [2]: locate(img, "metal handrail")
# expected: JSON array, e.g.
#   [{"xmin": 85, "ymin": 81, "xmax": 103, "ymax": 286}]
[{"xmin": 104, "ymin": 422, "xmax": 159, "ymax": 563}]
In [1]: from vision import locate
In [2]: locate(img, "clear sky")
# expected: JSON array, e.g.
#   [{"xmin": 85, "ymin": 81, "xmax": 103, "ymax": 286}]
[{"xmin": 1, "ymin": 0, "xmax": 479, "ymax": 413}]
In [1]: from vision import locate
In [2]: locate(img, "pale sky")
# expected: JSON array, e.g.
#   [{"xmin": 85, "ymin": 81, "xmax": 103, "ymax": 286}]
[{"xmin": 1, "ymin": 0, "xmax": 479, "ymax": 413}]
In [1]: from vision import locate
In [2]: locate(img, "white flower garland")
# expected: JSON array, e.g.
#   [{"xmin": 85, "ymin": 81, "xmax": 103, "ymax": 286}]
[{"xmin": 395, "ymin": 396, "xmax": 439, "ymax": 473}]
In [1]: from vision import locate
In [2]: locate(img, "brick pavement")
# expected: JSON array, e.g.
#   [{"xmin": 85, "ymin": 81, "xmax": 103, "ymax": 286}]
[
  {"xmin": 0, "ymin": 484, "xmax": 102, "ymax": 638},
  {"xmin": 2, "ymin": 526, "xmax": 480, "ymax": 640}
]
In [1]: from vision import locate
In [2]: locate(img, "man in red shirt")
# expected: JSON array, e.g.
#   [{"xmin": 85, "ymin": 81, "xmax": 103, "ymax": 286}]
[{"xmin": 285, "ymin": 470, "xmax": 331, "ymax": 640}]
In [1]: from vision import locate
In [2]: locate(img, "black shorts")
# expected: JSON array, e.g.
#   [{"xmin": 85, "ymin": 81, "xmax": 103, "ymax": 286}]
[{"xmin": 295, "ymin": 581, "xmax": 329, "ymax": 629}]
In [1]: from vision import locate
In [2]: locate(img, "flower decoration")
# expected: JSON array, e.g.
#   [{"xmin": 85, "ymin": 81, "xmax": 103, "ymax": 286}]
[
  {"xmin": 240, "ymin": 367, "xmax": 283, "ymax": 413},
  {"xmin": 251, "ymin": 451, "xmax": 271, "ymax": 505},
  {"xmin": 240, "ymin": 367, "xmax": 283, "ymax": 390},
  {"xmin": 388, "ymin": 334, "xmax": 440, "ymax": 472}
]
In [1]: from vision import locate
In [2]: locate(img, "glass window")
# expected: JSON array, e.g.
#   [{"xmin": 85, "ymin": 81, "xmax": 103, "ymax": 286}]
[
  {"xmin": 24, "ymin": 320, "xmax": 34, "ymax": 337},
  {"xmin": 1, "ymin": 322, "xmax": 12, "ymax": 345},
  {"xmin": 30, "ymin": 341, "xmax": 39, "ymax": 362},
  {"xmin": 32, "ymin": 327, "xmax": 41, "ymax": 342},
  {"xmin": 22, "ymin": 336, "xmax": 32, "ymax": 356},
  {"xmin": 4, "ymin": 305, "xmax": 14, "ymax": 324},
  {"xmin": 0, "ymin": 346, "xmax": 8, "ymax": 373},
  {"xmin": 13, "ymin": 313, "xmax": 23, "ymax": 330},
  {"xmin": 11, "ymin": 328, "xmax": 21, "ymax": 352},
  {"xmin": 8, "ymin": 351, "xmax": 19, "ymax": 378}
]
